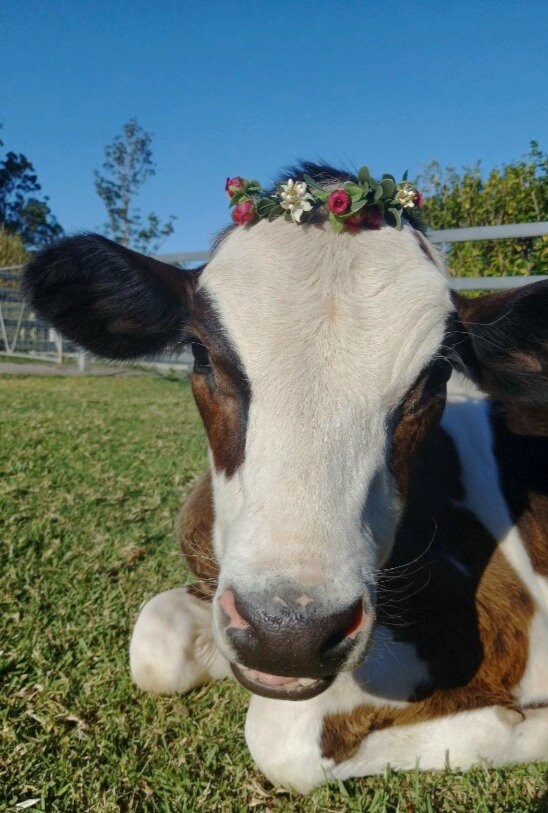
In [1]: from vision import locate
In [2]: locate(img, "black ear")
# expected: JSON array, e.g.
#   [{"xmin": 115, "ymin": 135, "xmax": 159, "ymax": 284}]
[
  {"xmin": 23, "ymin": 234, "xmax": 199, "ymax": 359},
  {"xmin": 451, "ymin": 281, "xmax": 548, "ymax": 403}
]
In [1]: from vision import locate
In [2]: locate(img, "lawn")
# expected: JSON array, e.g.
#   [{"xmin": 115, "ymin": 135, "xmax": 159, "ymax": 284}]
[{"xmin": 1, "ymin": 375, "xmax": 546, "ymax": 812}]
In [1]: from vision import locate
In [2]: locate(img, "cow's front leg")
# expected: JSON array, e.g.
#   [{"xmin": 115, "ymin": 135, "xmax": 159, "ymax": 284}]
[{"xmin": 130, "ymin": 586, "xmax": 230, "ymax": 693}]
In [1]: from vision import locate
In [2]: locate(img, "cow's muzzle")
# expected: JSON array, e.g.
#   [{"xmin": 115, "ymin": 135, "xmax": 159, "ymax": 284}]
[{"xmin": 217, "ymin": 587, "xmax": 371, "ymax": 700}]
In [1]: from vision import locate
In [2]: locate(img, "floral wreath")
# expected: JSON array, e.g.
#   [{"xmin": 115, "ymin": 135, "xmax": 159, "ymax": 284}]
[{"xmin": 226, "ymin": 167, "xmax": 423, "ymax": 234}]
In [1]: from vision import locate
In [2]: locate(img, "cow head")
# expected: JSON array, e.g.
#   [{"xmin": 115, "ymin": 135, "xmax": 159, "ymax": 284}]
[{"xmin": 23, "ymin": 164, "xmax": 548, "ymax": 700}]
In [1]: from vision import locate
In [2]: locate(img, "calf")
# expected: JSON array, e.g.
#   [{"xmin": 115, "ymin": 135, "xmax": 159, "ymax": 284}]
[{"xmin": 24, "ymin": 163, "xmax": 548, "ymax": 792}]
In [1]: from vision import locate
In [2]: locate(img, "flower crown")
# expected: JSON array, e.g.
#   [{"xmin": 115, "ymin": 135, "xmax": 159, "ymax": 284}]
[{"xmin": 226, "ymin": 167, "xmax": 423, "ymax": 234}]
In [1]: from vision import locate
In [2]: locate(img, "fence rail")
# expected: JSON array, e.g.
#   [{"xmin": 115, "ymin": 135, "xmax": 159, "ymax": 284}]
[{"xmin": 2, "ymin": 221, "xmax": 547, "ymax": 367}]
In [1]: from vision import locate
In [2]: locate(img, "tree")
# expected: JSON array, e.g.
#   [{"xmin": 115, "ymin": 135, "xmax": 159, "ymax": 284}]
[
  {"xmin": 0, "ymin": 229, "xmax": 27, "ymax": 267},
  {"xmin": 0, "ymin": 130, "xmax": 63, "ymax": 250},
  {"xmin": 94, "ymin": 118, "xmax": 175, "ymax": 253},
  {"xmin": 418, "ymin": 142, "xmax": 548, "ymax": 278}
]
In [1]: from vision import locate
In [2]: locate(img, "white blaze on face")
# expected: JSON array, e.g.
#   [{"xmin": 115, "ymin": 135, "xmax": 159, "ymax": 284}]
[{"xmin": 201, "ymin": 219, "xmax": 452, "ymax": 605}]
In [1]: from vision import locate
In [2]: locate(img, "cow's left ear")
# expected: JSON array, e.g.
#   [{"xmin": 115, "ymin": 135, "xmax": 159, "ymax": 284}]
[
  {"xmin": 23, "ymin": 234, "xmax": 199, "ymax": 359},
  {"xmin": 451, "ymin": 280, "xmax": 548, "ymax": 403}
]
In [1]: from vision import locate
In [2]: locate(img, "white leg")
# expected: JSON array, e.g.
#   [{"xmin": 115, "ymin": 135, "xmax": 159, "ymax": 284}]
[
  {"xmin": 332, "ymin": 705, "xmax": 548, "ymax": 782},
  {"xmin": 130, "ymin": 587, "xmax": 230, "ymax": 694},
  {"xmin": 246, "ymin": 675, "xmax": 548, "ymax": 793}
]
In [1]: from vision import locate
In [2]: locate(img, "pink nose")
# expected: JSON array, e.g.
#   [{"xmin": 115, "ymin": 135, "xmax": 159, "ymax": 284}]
[
  {"xmin": 217, "ymin": 588, "xmax": 368, "ymax": 679},
  {"xmin": 218, "ymin": 589, "xmax": 251, "ymax": 630}
]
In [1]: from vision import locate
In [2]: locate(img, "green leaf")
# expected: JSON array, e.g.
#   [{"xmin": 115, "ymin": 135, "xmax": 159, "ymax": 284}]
[
  {"xmin": 374, "ymin": 184, "xmax": 385, "ymax": 202},
  {"xmin": 329, "ymin": 213, "xmax": 345, "ymax": 234},
  {"xmin": 349, "ymin": 199, "xmax": 368, "ymax": 214},
  {"xmin": 229, "ymin": 190, "xmax": 249, "ymax": 206},
  {"xmin": 358, "ymin": 166, "xmax": 372, "ymax": 184},
  {"xmin": 381, "ymin": 178, "xmax": 396, "ymax": 197},
  {"xmin": 303, "ymin": 174, "xmax": 324, "ymax": 192},
  {"xmin": 381, "ymin": 173, "xmax": 396, "ymax": 184},
  {"xmin": 344, "ymin": 182, "xmax": 364, "ymax": 198},
  {"xmin": 402, "ymin": 170, "xmax": 409, "ymax": 182},
  {"xmin": 386, "ymin": 207, "xmax": 402, "ymax": 229},
  {"xmin": 303, "ymin": 175, "xmax": 329, "ymax": 202},
  {"xmin": 256, "ymin": 198, "xmax": 277, "ymax": 217},
  {"xmin": 268, "ymin": 205, "xmax": 284, "ymax": 222},
  {"xmin": 284, "ymin": 211, "xmax": 294, "ymax": 223}
]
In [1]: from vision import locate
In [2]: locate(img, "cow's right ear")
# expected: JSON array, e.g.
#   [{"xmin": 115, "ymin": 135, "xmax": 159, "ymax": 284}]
[
  {"xmin": 23, "ymin": 234, "xmax": 199, "ymax": 359},
  {"xmin": 451, "ymin": 280, "xmax": 548, "ymax": 403}
]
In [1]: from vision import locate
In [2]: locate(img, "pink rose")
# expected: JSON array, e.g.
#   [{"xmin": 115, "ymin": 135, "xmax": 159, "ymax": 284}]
[
  {"xmin": 327, "ymin": 189, "xmax": 351, "ymax": 215},
  {"xmin": 231, "ymin": 200, "xmax": 256, "ymax": 225},
  {"xmin": 414, "ymin": 191, "xmax": 424, "ymax": 208},
  {"xmin": 345, "ymin": 206, "xmax": 382, "ymax": 232},
  {"xmin": 225, "ymin": 177, "xmax": 244, "ymax": 197},
  {"xmin": 361, "ymin": 206, "xmax": 382, "ymax": 230}
]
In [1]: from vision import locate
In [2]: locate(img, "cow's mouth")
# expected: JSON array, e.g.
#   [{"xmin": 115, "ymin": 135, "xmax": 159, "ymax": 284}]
[{"xmin": 231, "ymin": 663, "xmax": 334, "ymax": 700}]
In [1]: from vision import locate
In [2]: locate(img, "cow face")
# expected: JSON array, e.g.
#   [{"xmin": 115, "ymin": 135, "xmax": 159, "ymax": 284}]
[
  {"xmin": 194, "ymin": 219, "xmax": 453, "ymax": 697},
  {"xmin": 23, "ymin": 178, "xmax": 548, "ymax": 701}
]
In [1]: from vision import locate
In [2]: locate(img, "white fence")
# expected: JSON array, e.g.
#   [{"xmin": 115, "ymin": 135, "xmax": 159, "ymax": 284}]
[{"xmin": 1, "ymin": 221, "xmax": 547, "ymax": 367}]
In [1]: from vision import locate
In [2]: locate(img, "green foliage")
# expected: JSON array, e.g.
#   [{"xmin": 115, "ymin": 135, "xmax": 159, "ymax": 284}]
[
  {"xmin": 1, "ymin": 375, "xmax": 547, "ymax": 811},
  {"xmin": 0, "ymin": 128, "xmax": 63, "ymax": 249},
  {"xmin": 0, "ymin": 228, "xmax": 27, "ymax": 267},
  {"xmin": 419, "ymin": 142, "xmax": 548, "ymax": 277},
  {"xmin": 94, "ymin": 118, "xmax": 176, "ymax": 253}
]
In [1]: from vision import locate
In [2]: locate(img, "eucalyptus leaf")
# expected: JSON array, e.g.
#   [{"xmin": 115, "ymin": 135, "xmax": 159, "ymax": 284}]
[
  {"xmin": 331, "ymin": 216, "xmax": 345, "ymax": 234},
  {"xmin": 350, "ymin": 199, "xmax": 368, "ymax": 214},
  {"xmin": 381, "ymin": 174, "xmax": 396, "ymax": 184},
  {"xmin": 303, "ymin": 174, "xmax": 326, "ymax": 193},
  {"xmin": 268, "ymin": 205, "xmax": 284, "ymax": 222},
  {"xmin": 256, "ymin": 198, "xmax": 277, "ymax": 217},
  {"xmin": 344, "ymin": 182, "xmax": 364, "ymax": 198},
  {"xmin": 386, "ymin": 207, "xmax": 402, "ymax": 229},
  {"xmin": 381, "ymin": 178, "xmax": 396, "ymax": 197},
  {"xmin": 358, "ymin": 166, "xmax": 371, "ymax": 184},
  {"xmin": 374, "ymin": 184, "xmax": 384, "ymax": 202}
]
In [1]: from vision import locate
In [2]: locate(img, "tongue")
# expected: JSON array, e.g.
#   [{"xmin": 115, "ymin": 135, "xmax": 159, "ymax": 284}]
[{"xmin": 246, "ymin": 669, "xmax": 298, "ymax": 687}]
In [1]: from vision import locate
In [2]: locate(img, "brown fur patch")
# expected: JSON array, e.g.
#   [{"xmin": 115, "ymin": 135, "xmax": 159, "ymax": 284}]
[
  {"xmin": 191, "ymin": 371, "xmax": 247, "ymax": 477},
  {"xmin": 323, "ymin": 426, "xmax": 535, "ymax": 764},
  {"xmin": 390, "ymin": 364, "xmax": 448, "ymax": 497},
  {"xmin": 188, "ymin": 292, "xmax": 250, "ymax": 476},
  {"xmin": 176, "ymin": 471, "xmax": 218, "ymax": 599}
]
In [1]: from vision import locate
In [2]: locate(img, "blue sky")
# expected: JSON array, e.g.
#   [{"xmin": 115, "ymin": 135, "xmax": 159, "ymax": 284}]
[{"xmin": 2, "ymin": 1, "xmax": 547, "ymax": 253}]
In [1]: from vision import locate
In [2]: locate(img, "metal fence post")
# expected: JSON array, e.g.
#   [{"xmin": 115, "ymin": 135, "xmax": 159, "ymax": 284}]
[{"xmin": 77, "ymin": 350, "xmax": 90, "ymax": 372}]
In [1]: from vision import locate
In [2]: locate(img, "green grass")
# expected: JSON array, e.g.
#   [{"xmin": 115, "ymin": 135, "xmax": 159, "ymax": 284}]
[{"xmin": 1, "ymin": 375, "xmax": 546, "ymax": 812}]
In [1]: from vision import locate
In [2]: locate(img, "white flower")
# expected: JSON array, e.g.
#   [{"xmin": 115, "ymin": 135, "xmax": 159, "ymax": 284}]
[
  {"xmin": 395, "ymin": 185, "xmax": 417, "ymax": 209},
  {"xmin": 279, "ymin": 179, "xmax": 315, "ymax": 222}
]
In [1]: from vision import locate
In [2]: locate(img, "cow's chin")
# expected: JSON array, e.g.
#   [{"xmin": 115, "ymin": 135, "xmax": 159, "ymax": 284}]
[{"xmin": 231, "ymin": 663, "xmax": 334, "ymax": 700}]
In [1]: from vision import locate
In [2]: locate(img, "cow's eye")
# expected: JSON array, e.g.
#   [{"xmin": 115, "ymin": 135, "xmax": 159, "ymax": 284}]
[{"xmin": 191, "ymin": 341, "xmax": 210, "ymax": 370}]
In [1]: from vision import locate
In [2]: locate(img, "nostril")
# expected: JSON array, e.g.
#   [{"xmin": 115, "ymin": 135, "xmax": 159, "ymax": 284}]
[
  {"xmin": 323, "ymin": 600, "xmax": 368, "ymax": 653},
  {"xmin": 344, "ymin": 602, "xmax": 368, "ymax": 639},
  {"xmin": 218, "ymin": 589, "xmax": 251, "ymax": 630}
]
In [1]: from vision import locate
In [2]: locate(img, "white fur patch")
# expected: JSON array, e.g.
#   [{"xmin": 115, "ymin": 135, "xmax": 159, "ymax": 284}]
[{"xmin": 516, "ymin": 611, "xmax": 548, "ymax": 705}]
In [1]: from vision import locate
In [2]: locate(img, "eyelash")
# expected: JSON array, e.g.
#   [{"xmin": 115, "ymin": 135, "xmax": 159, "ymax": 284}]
[{"xmin": 191, "ymin": 341, "xmax": 211, "ymax": 370}]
